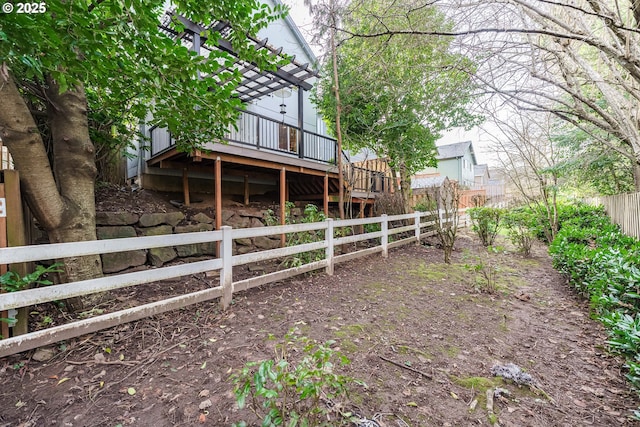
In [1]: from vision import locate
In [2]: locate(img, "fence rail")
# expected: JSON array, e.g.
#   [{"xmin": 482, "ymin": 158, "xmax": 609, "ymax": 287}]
[
  {"xmin": 0, "ymin": 210, "xmax": 464, "ymax": 358},
  {"xmin": 589, "ymin": 192, "xmax": 640, "ymax": 240}
]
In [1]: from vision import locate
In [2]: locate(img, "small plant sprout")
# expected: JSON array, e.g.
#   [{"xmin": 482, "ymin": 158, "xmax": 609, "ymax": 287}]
[
  {"xmin": 231, "ymin": 331, "xmax": 361, "ymax": 427},
  {"xmin": 0, "ymin": 263, "xmax": 62, "ymax": 293}
]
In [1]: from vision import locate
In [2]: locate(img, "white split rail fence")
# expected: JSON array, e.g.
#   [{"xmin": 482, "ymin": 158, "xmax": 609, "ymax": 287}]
[{"xmin": 0, "ymin": 210, "xmax": 456, "ymax": 358}]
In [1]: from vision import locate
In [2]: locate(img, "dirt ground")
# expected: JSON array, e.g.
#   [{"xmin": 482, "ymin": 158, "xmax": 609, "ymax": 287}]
[
  {"xmin": 1, "ymin": 224, "xmax": 639, "ymax": 426},
  {"xmin": 2, "ymin": 185, "xmax": 639, "ymax": 426}
]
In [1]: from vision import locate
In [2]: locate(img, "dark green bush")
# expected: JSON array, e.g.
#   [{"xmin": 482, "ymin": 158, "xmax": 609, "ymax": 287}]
[
  {"xmin": 468, "ymin": 207, "xmax": 504, "ymax": 247},
  {"xmin": 548, "ymin": 204, "xmax": 640, "ymax": 396}
]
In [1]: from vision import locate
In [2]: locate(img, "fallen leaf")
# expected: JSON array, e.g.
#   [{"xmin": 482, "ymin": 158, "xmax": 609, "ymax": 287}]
[
  {"xmin": 199, "ymin": 399, "xmax": 212, "ymax": 410},
  {"xmin": 128, "ymin": 387, "xmax": 136, "ymax": 396},
  {"xmin": 57, "ymin": 377, "xmax": 70, "ymax": 385},
  {"xmin": 450, "ymin": 391, "xmax": 459, "ymax": 400},
  {"xmin": 104, "ymin": 347, "xmax": 112, "ymax": 354},
  {"xmin": 198, "ymin": 413, "xmax": 207, "ymax": 423},
  {"xmin": 15, "ymin": 400, "xmax": 26, "ymax": 408},
  {"xmin": 406, "ymin": 401, "xmax": 418, "ymax": 407},
  {"xmin": 119, "ymin": 354, "xmax": 125, "ymax": 361},
  {"xmin": 200, "ymin": 361, "xmax": 207, "ymax": 370},
  {"xmin": 199, "ymin": 390, "xmax": 210, "ymax": 398},
  {"xmin": 100, "ymin": 381, "xmax": 104, "ymax": 388}
]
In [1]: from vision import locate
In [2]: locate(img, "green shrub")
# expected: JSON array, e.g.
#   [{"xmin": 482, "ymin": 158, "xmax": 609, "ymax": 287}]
[
  {"xmin": 231, "ymin": 332, "xmax": 358, "ymax": 427},
  {"xmin": 503, "ymin": 209, "xmax": 536, "ymax": 256},
  {"xmin": 468, "ymin": 207, "xmax": 504, "ymax": 247},
  {"xmin": 548, "ymin": 203, "xmax": 640, "ymax": 405},
  {"xmin": 264, "ymin": 203, "xmax": 328, "ymax": 268}
]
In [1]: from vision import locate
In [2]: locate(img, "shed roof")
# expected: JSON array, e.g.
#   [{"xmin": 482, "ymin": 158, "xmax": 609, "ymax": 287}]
[{"xmin": 412, "ymin": 175, "xmax": 448, "ymax": 189}]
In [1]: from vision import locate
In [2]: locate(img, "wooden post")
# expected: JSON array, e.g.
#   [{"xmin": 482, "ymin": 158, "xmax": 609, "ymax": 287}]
[
  {"xmin": 325, "ymin": 218, "xmax": 334, "ymax": 275},
  {"xmin": 323, "ymin": 174, "xmax": 329, "ymax": 217},
  {"xmin": 244, "ymin": 175, "xmax": 250, "ymax": 206},
  {"xmin": 215, "ymin": 157, "xmax": 222, "ymax": 255},
  {"xmin": 381, "ymin": 214, "xmax": 388, "ymax": 258},
  {"xmin": 415, "ymin": 211, "xmax": 421, "ymax": 245},
  {"xmin": 219, "ymin": 226, "xmax": 233, "ymax": 310},
  {"xmin": 182, "ymin": 168, "xmax": 190, "ymax": 206},
  {"xmin": 4, "ymin": 171, "xmax": 28, "ymax": 336},
  {"xmin": 0, "ymin": 179, "xmax": 8, "ymax": 339},
  {"xmin": 280, "ymin": 167, "xmax": 286, "ymax": 247}
]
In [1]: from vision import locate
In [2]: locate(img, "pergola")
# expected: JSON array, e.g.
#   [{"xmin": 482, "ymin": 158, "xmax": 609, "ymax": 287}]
[{"xmin": 159, "ymin": 13, "xmax": 318, "ymax": 100}]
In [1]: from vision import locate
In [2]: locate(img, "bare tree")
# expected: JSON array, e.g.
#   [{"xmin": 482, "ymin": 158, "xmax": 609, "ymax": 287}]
[
  {"xmin": 485, "ymin": 108, "xmax": 562, "ymax": 242},
  {"xmin": 304, "ymin": 0, "xmax": 349, "ymax": 219},
  {"xmin": 426, "ymin": 179, "xmax": 460, "ymax": 264},
  {"xmin": 329, "ymin": 0, "xmax": 640, "ymax": 192}
]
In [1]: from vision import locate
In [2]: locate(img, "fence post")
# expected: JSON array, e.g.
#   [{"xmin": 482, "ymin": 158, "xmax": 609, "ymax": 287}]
[
  {"xmin": 414, "ymin": 211, "xmax": 421, "ymax": 244},
  {"xmin": 219, "ymin": 226, "xmax": 233, "ymax": 310},
  {"xmin": 381, "ymin": 214, "xmax": 388, "ymax": 258},
  {"xmin": 325, "ymin": 218, "xmax": 334, "ymax": 275}
]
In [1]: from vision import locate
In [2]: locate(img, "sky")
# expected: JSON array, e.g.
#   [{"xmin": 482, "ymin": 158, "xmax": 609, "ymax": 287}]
[{"xmin": 280, "ymin": 0, "xmax": 497, "ymax": 167}]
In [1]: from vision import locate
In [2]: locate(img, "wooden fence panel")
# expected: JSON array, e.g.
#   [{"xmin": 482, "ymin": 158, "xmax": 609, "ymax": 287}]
[{"xmin": 589, "ymin": 192, "xmax": 640, "ymax": 240}]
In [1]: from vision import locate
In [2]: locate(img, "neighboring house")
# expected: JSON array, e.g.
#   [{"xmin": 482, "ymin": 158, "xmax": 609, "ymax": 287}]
[
  {"xmin": 411, "ymin": 176, "xmax": 459, "ymax": 211},
  {"xmin": 417, "ymin": 141, "xmax": 477, "ymax": 188},
  {"xmin": 474, "ymin": 164, "xmax": 490, "ymax": 187},
  {"xmin": 127, "ymin": 0, "xmax": 386, "ymax": 222}
]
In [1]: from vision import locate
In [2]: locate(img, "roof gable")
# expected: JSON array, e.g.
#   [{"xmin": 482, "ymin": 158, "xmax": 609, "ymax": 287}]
[
  {"xmin": 436, "ymin": 140, "xmax": 477, "ymax": 165},
  {"xmin": 474, "ymin": 164, "xmax": 489, "ymax": 178}
]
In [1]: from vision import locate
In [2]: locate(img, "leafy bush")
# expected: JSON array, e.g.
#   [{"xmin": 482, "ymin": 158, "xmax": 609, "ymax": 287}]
[
  {"xmin": 264, "ymin": 202, "xmax": 328, "ymax": 268},
  {"xmin": 503, "ymin": 209, "xmax": 536, "ymax": 256},
  {"xmin": 468, "ymin": 207, "xmax": 504, "ymax": 247},
  {"xmin": 548, "ymin": 204, "xmax": 640, "ymax": 397},
  {"xmin": 231, "ymin": 332, "xmax": 358, "ymax": 427}
]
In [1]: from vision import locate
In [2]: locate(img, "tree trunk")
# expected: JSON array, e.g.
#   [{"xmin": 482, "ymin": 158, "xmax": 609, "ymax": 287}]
[
  {"xmin": 330, "ymin": 3, "xmax": 345, "ymax": 220},
  {"xmin": 633, "ymin": 161, "xmax": 640, "ymax": 192},
  {"xmin": 397, "ymin": 164, "xmax": 411, "ymax": 214},
  {"xmin": 0, "ymin": 72, "xmax": 102, "ymax": 312},
  {"xmin": 46, "ymin": 79, "xmax": 103, "ymax": 310}
]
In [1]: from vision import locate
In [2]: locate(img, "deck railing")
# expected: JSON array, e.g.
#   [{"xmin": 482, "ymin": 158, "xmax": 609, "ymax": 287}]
[
  {"xmin": 346, "ymin": 165, "xmax": 392, "ymax": 194},
  {"xmin": 149, "ymin": 109, "xmax": 339, "ymax": 165},
  {"xmin": 0, "ymin": 210, "xmax": 467, "ymax": 357}
]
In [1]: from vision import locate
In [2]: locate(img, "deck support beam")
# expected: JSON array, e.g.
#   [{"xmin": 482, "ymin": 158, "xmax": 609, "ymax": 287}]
[
  {"xmin": 324, "ymin": 174, "xmax": 329, "ymax": 217},
  {"xmin": 182, "ymin": 168, "xmax": 190, "ymax": 206},
  {"xmin": 244, "ymin": 175, "xmax": 250, "ymax": 206},
  {"xmin": 280, "ymin": 167, "xmax": 286, "ymax": 247},
  {"xmin": 215, "ymin": 157, "xmax": 222, "ymax": 254}
]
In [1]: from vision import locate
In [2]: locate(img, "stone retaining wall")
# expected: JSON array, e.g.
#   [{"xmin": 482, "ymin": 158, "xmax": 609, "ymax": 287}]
[{"xmin": 96, "ymin": 209, "xmax": 281, "ymax": 273}]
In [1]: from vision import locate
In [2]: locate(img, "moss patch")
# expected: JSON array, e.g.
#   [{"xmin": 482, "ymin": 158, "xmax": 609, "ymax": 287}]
[{"xmin": 408, "ymin": 262, "xmax": 469, "ymax": 284}]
